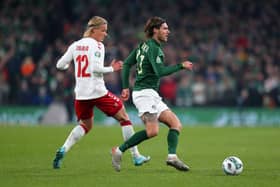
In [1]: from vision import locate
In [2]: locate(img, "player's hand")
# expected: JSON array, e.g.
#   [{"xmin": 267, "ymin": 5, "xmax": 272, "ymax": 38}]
[
  {"xmin": 121, "ymin": 88, "xmax": 130, "ymax": 101},
  {"xmin": 182, "ymin": 61, "xmax": 193, "ymax": 71},
  {"xmin": 111, "ymin": 59, "xmax": 123, "ymax": 72}
]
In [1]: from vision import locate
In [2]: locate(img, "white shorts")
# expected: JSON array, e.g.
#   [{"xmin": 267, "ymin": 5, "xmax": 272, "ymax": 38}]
[{"xmin": 132, "ymin": 89, "xmax": 169, "ymax": 118}]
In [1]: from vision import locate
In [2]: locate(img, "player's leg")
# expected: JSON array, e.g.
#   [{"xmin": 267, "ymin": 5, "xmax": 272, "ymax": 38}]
[
  {"xmin": 111, "ymin": 89, "xmax": 159, "ymax": 171},
  {"xmin": 113, "ymin": 89, "xmax": 161, "ymax": 151},
  {"xmin": 111, "ymin": 112, "xmax": 158, "ymax": 171},
  {"xmin": 114, "ymin": 107, "xmax": 151, "ymax": 166},
  {"xmin": 158, "ymin": 109, "xmax": 190, "ymax": 171},
  {"xmin": 53, "ymin": 99, "xmax": 93, "ymax": 169},
  {"xmin": 97, "ymin": 92, "xmax": 150, "ymax": 166},
  {"xmin": 61, "ymin": 118, "xmax": 92, "ymax": 153},
  {"xmin": 117, "ymin": 111, "xmax": 159, "ymax": 152}
]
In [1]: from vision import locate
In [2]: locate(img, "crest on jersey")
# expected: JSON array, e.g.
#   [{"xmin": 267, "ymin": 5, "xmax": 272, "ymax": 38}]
[
  {"xmin": 95, "ymin": 51, "xmax": 101, "ymax": 57},
  {"xmin": 156, "ymin": 56, "xmax": 162, "ymax": 63}
]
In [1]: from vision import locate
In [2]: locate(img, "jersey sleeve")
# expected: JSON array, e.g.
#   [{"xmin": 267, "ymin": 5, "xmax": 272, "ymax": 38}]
[
  {"xmin": 92, "ymin": 62, "xmax": 113, "ymax": 73},
  {"xmin": 56, "ymin": 44, "xmax": 74, "ymax": 70},
  {"xmin": 122, "ymin": 48, "xmax": 137, "ymax": 89},
  {"xmin": 91, "ymin": 44, "xmax": 113, "ymax": 73},
  {"xmin": 148, "ymin": 47, "xmax": 183, "ymax": 77}
]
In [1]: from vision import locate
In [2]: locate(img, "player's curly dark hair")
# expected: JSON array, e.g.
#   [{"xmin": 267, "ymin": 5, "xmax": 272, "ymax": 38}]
[{"xmin": 144, "ymin": 16, "xmax": 166, "ymax": 38}]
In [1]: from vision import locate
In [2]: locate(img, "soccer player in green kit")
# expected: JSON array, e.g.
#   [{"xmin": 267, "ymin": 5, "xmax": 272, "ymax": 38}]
[{"xmin": 111, "ymin": 16, "xmax": 193, "ymax": 172}]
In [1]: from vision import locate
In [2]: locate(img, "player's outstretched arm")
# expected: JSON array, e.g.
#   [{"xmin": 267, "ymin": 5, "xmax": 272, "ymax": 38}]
[{"xmin": 92, "ymin": 59, "xmax": 122, "ymax": 73}]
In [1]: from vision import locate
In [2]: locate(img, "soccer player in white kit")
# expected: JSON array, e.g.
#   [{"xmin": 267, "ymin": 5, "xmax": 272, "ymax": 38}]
[{"xmin": 53, "ymin": 16, "xmax": 150, "ymax": 169}]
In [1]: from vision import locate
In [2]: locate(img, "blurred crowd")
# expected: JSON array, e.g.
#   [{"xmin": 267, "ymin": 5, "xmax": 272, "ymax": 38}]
[{"xmin": 0, "ymin": 0, "xmax": 279, "ymax": 117}]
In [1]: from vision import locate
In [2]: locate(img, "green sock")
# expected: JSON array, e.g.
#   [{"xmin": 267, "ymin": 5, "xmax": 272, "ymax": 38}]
[
  {"xmin": 119, "ymin": 130, "xmax": 148, "ymax": 152},
  {"xmin": 167, "ymin": 129, "xmax": 179, "ymax": 154}
]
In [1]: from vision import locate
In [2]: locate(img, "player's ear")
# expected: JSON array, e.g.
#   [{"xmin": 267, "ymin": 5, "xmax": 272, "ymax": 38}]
[{"xmin": 153, "ymin": 27, "xmax": 158, "ymax": 35}]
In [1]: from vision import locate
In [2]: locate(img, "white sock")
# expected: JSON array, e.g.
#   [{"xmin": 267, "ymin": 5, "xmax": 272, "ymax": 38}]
[
  {"xmin": 121, "ymin": 125, "xmax": 140, "ymax": 157},
  {"xmin": 168, "ymin": 154, "xmax": 177, "ymax": 159},
  {"xmin": 116, "ymin": 147, "xmax": 122, "ymax": 155},
  {"xmin": 62, "ymin": 125, "xmax": 85, "ymax": 152}
]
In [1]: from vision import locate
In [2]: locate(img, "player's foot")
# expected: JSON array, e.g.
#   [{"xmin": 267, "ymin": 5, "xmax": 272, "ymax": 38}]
[
  {"xmin": 133, "ymin": 155, "xmax": 151, "ymax": 166},
  {"xmin": 166, "ymin": 156, "xmax": 190, "ymax": 171},
  {"xmin": 111, "ymin": 147, "xmax": 122, "ymax": 172},
  {"xmin": 53, "ymin": 147, "xmax": 65, "ymax": 169}
]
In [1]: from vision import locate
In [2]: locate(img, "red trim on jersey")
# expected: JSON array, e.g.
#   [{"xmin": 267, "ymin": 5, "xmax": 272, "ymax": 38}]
[
  {"xmin": 120, "ymin": 120, "xmax": 132, "ymax": 126},
  {"xmin": 97, "ymin": 42, "xmax": 101, "ymax": 49}
]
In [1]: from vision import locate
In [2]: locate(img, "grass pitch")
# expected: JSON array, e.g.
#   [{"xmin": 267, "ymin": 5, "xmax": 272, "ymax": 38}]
[{"xmin": 0, "ymin": 125, "xmax": 279, "ymax": 187}]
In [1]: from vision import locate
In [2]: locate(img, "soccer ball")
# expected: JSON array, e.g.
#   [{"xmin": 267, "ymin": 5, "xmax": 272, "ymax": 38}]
[{"xmin": 222, "ymin": 156, "xmax": 243, "ymax": 175}]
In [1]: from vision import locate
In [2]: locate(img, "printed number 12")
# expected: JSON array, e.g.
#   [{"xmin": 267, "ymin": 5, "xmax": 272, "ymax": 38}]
[{"xmin": 76, "ymin": 55, "xmax": 91, "ymax": 77}]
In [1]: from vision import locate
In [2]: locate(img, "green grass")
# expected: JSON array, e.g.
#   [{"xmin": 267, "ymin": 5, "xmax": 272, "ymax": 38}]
[{"xmin": 0, "ymin": 125, "xmax": 279, "ymax": 187}]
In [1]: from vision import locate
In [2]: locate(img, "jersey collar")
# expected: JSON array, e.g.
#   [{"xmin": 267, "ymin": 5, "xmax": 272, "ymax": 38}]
[{"xmin": 150, "ymin": 38, "xmax": 162, "ymax": 47}]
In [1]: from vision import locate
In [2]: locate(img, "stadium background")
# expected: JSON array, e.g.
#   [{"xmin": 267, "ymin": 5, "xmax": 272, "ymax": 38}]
[
  {"xmin": 0, "ymin": 1, "xmax": 279, "ymax": 187},
  {"xmin": 0, "ymin": 0, "xmax": 279, "ymax": 126}
]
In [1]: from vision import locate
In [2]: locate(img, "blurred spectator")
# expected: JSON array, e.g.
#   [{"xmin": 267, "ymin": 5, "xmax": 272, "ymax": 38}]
[
  {"xmin": 160, "ymin": 76, "xmax": 177, "ymax": 106},
  {"xmin": 176, "ymin": 75, "xmax": 193, "ymax": 107},
  {"xmin": 16, "ymin": 79, "xmax": 33, "ymax": 105},
  {"xmin": 105, "ymin": 73, "xmax": 122, "ymax": 95},
  {"xmin": 0, "ymin": 70, "xmax": 9, "ymax": 104},
  {"xmin": 20, "ymin": 56, "xmax": 35, "ymax": 77},
  {"xmin": 263, "ymin": 62, "xmax": 279, "ymax": 108},
  {"xmin": 192, "ymin": 75, "xmax": 207, "ymax": 106}
]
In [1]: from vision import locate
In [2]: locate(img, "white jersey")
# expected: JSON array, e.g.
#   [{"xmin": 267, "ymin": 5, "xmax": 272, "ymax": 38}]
[{"xmin": 56, "ymin": 37, "xmax": 113, "ymax": 100}]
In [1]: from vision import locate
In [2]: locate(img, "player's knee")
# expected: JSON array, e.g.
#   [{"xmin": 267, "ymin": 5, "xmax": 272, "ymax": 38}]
[
  {"xmin": 114, "ymin": 108, "xmax": 130, "ymax": 122},
  {"xmin": 146, "ymin": 127, "xmax": 159, "ymax": 138},
  {"xmin": 141, "ymin": 112, "xmax": 158, "ymax": 137},
  {"xmin": 79, "ymin": 119, "xmax": 93, "ymax": 133},
  {"xmin": 117, "ymin": 115, "xmax": 129, "ymax": 122},
  {"xmin": 177, "ymin": 123, "xmax": 183, "ymax": 131},
  {"xmin": 141, "ymin": 112, "xmax": 157, "ymax": 123},
  {"xmin": 170, "ymin": 122, "xmax": 182, "ymax": 132},
  {"xmin": 79, "ymin": 122, "xmax": 92, "ymax": 133},
  {"xmin": 85, "ymin": 123, "xmax": 93, "ymax": 131}
]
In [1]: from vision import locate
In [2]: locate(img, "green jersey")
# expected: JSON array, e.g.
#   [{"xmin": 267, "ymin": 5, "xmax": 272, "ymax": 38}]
[{"xmin": 122, "ymin": 39, "xmax": 184, "ymax": 91}]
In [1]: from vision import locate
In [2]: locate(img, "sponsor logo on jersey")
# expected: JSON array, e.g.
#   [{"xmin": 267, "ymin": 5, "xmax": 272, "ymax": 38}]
[{"xmin": 95, "ymin": 51, "xmax": 101, "ymax": 57}]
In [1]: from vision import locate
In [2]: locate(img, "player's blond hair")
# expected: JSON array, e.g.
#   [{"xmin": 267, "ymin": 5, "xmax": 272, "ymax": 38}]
[{"xmin": 83, "ymin": 16, "xmax": 107, "ymax": 37}]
